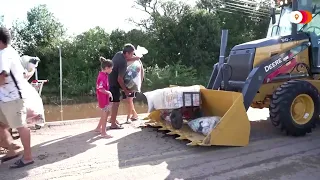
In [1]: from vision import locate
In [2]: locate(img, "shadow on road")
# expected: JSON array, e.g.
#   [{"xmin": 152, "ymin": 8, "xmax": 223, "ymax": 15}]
[
  {"xmin": 106, "ymin": 117, "xmax": 280, "ymax": 180},
  {"xmin": 0, "ymin": 130, "xmax": 102, "ymax": 180},
  {"xmin": 0, "ymin": 116, "xmax": 284, "ymax": 180}
]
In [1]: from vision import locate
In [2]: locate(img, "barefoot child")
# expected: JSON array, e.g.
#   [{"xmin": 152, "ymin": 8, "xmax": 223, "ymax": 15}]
[{"xmin": 94, "ymin": 57, "xmax": 113, "ymax": 138}]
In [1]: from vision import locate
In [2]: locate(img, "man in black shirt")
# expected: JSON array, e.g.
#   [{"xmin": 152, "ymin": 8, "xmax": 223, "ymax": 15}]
[{"xmin": 108, "ymin": 44, "xmax": 140, "ymax": 129}]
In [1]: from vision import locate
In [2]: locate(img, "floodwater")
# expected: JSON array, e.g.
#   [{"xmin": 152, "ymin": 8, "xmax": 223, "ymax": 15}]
[{"xmin": 43, "ymin": 101, "xmax": 148, "ymax": 122}]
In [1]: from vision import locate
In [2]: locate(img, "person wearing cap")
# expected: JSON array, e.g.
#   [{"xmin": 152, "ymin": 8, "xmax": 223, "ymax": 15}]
[{"xmin": 108, "ymin": 43, "xmax": 141, "ymax": 129}]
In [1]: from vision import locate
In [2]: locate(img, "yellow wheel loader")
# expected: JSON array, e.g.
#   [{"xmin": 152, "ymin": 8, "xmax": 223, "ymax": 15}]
[{"xmin": 144, "ymin": 0, "xmax": 320, "ymax": 147}]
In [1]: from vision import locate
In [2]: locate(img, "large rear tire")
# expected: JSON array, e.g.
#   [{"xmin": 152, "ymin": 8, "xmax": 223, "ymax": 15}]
[{"xmin": 269, "ymin": 80, "xmax": 320, "ymax": 136}]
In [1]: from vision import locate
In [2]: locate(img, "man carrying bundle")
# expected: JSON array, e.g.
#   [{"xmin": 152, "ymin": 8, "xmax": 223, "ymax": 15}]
[{"xmin": 108, "ymin": 43, "xmax": 141, "ymax": 129}]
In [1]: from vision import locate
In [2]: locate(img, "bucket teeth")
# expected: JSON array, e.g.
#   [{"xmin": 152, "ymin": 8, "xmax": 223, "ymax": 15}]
[
  {"xmin": 166, "ymin": 131, "xmax": 176, "ymax": 135},
  {"xmin": 144, "ymin": 114, "xmax": 207, "ymax": 146},
  {"xmin": 187, "ymin": 141, "xmax": 198, "ymax": 146},
  {"xmin": 176, "ymin": 136, "xmax": 187, "ymax": 140},
  {"xmin": 154, "ymin": 122, "xmax": 162, "ymax": 126},
  {"xmin": 158, "ymin": 127, "xmax": 167, "ymax": 131}
]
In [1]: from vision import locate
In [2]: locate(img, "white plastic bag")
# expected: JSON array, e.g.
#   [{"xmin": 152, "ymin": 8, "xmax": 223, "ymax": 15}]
[
  {"xmin": 123, "ymin": 45, "xmax": 147, "ymax": 92},
  {"xmin": 20, "ymin": 55, "xmax": 40, "ymax": 72},
  {"xmin": 188, "ymin": 116, "xmax": 221, "ymax": 136},
  {"xmin": 144, "ymin": 89, "xmax": 163, "ymax": 112},
  {"xmin": 143, "ymin": 85, "xmax": 201, "ymax": 111},
  {"xmin": 135, "ymin": 45, "xmax": 148, "ymax": 58},
  {"xmin": 25, "ymin": 84, "xmax": 45, "ymax": 127},
  {"xmin": 124, "ymin": 60, "xmax": 142, "ymax": 92}
]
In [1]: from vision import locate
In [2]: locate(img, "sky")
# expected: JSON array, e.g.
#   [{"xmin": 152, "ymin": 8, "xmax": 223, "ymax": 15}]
[{"xmin": 0, "ymin": 0, "xmax": 196, "ymax": 36}]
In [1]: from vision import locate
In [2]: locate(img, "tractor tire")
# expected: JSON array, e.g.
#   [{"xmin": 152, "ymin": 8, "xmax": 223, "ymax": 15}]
[
  {"xmin": 269, "ymin": 80, "xmax": 320, "ymax": 136},
  {"xmin": 170, "ymin": 109, "xmax": 183, "ymax": 129}
]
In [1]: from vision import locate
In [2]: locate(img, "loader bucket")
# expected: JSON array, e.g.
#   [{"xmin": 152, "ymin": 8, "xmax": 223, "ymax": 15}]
[{"xmin": 144, "ymin": 88, "xmax": 250, "ymax": 147}]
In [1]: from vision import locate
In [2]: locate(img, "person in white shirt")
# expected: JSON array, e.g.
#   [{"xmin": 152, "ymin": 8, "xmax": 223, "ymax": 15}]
[{"xmin": 0, "ymin": 27, "xmax": 34, "ymax": 168}]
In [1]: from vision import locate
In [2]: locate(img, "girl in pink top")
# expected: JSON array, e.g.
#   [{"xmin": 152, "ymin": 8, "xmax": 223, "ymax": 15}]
[{"xmin": 94, "ymin": 57, "xmax": 113, "ymax": 138}]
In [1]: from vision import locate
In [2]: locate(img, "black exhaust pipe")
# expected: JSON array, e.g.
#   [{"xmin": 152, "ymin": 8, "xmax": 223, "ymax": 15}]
[{"xmin": 207, "ymin": 29, "xmax": 229, "ymax": 89}]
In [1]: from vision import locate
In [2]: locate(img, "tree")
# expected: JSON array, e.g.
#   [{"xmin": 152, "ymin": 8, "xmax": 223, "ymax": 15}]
[
  {"xmin": 196, "ymin": 0, "xmax": 271, "ymax": 50},
  {"xmin": 60, "ymin": 26, "xmax": 113, "ymax": 95},
  {"xmin": 0, "ymin": 15, "xmax": 4, "ymax": 27},
  {"xmin": 1, "ymin": 1, "xmax": 277, "ymax": 97},
  {"xmin": 12, "ymin": 4, "xmax": 65, "ymax": 55},
  {"xmin": 10, "ymin": 5, "xmax": 66, "ymax": 88}
]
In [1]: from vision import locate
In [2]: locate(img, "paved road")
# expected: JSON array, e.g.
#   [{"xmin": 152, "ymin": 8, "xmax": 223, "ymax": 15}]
[{"xmin": 1, "ymin": 108, "xmax": 320, "ymax": 180}]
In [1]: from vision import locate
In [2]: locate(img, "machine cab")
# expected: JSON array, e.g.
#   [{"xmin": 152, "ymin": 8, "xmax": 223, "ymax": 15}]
[{"xmin": 267, "ymin": 0, "xmax": 320, "ymax": 72}]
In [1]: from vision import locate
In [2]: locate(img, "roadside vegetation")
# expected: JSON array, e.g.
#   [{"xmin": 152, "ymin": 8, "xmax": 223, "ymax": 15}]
[{"xmin": 0, "ymin": 0, "xmax": 272, "ymax": 103}]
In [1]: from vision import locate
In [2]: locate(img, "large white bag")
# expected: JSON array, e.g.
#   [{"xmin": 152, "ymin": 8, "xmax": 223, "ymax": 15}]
[
  {"xmin": 124, "ymin": 45, "xmax": 148, "ymax": 92},
  {"xmin": 124, "ymin": 60, "xmax": 142, "ymax": 92},
  {"xmin": 143, "ymin": 85, "xmax": 201, "ymax": 112},
  {"xmin": 135, "ymin": 45, "xmax": 148, "ymax": 58},
  {"xmin": 24, "ymin": 83, "xmax": 45, "ymax": 127},
  {"xmin": 20, "ymin": 55, "xmax": 40, "ymax": 72}
]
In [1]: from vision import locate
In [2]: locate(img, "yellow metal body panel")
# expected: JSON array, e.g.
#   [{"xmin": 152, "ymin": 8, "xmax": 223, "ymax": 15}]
[
  {"xmin": 252, "ymin": 80, "xmax": 320, "ymax": 108},
  {"xmin": 253, "ymin": 39, "xmax": 309, "ymax": 68},
  {"xmin": 251, "ymin": 38, "xmax": 312, "ymax": 108},
  {"xmin": 201, "ymin": 89, "xmax": 250, "ymax": 146}
]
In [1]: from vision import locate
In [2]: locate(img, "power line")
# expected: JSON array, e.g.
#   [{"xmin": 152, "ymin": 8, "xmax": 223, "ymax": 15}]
[
  {"xmin": 198, "ymin": 0, "xmax": 272, "ymax": 16},
  {"xmin": 216, "ymin": 8, "xmax": 270, "ymax": 18},
  {"xmin": 223, "ymin": 5, "xmax": 270, "ymax": 16}
]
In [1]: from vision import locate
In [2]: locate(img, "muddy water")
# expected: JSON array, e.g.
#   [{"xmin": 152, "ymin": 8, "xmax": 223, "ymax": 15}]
[{"xmin": 43, "ymin": 101, "xmax": 148, "ymax": 122}]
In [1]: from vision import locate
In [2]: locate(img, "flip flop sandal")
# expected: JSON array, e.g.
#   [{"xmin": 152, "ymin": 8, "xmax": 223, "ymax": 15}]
[
  {"xmin": 130, "ymin": 117, "xmax": 139, "ymax": 121},
  {"xmin": 1, "ymin": 154, "xmax": 20, "ymax": 163},
  {"xmin": 0, "ymin": 147, "xmax": 8, "ymax": 154},
  {"xmin": 124, "ymin": 121, "xmax": 132, "ymax": 124},
  {"xmin": 108, "ymin": 120, "xmax": 120, "ymax": 124},
  {"xmin": 9, "ymin": 159, "xmax": 34, "ymax": 168},
  {"xmin": 109, "ymin": 125, "xmax": 124, "ymax": 130}
]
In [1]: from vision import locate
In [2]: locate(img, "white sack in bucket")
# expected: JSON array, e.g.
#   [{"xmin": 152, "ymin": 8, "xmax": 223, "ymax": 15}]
[
  {"xmin": 143, "ymin": 85, "xmax": 201, "ymax": 112},
  {"xmin": 25, "ymin": 83, "xmax": 45, "ymax": 127},
  {"xmin": 188, "ymin": 116, "xmax": 222, "ymax": 136}
]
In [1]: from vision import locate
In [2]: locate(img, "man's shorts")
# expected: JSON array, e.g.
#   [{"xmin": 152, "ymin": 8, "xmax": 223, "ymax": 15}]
[
  {"xmin": 101, "ymin": 104, "xmax": 111, "ymax": 112},
  {"xmin": 0, "ymin": 99, "xmax": 27, "ymax": 129},
  {"xmin": 109, "ymin": 86, "xmax": 121, "ymax": 102},
  {"xmin": 109, "ymin": 86, "xmax": 137, "ymax": 102}
]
